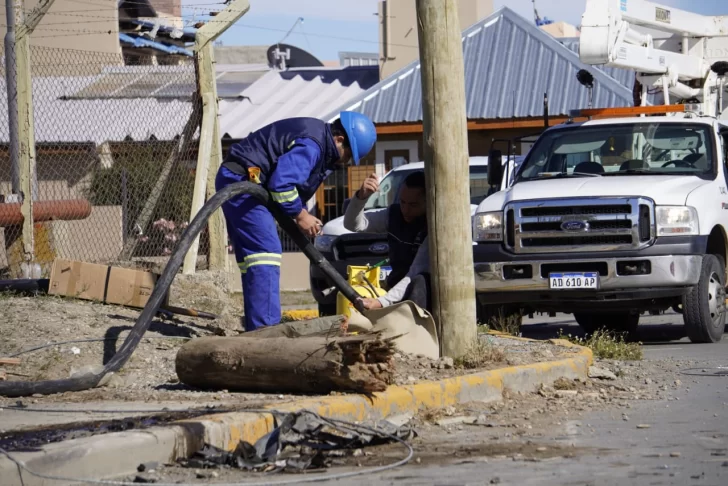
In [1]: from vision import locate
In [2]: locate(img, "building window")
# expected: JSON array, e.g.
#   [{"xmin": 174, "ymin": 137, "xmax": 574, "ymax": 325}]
[{"xmin": 384, "ymin": 149, "xmax": 410, "ymax": 172}]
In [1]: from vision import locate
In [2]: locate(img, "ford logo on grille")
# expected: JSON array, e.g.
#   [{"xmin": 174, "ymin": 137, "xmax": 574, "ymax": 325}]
[
  {"xmin": 561, "ymin": 220, "xmax": 589, "ymax": 232},
  {"xmin": 369, "ymin": 243, "xmax": 389, "ymax": 254}
]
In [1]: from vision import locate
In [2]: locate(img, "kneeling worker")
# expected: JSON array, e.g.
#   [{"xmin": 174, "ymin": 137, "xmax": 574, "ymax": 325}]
[
  {"xmin": 344, "ymin": 171, "xmax": 431, "ymax": 312},
  {"xmin": 216, "ymin": 112, "xmax": 376, "ymax": 332}
]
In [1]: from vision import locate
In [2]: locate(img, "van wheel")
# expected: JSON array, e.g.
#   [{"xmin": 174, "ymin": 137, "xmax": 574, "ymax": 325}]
[
  {"xmin": 682, "ymin": 254, "xmax": 726, "ymax": 343},
  {"xmin": 574, "ymin": 312, "xmax": 639, "ymax": 339}
]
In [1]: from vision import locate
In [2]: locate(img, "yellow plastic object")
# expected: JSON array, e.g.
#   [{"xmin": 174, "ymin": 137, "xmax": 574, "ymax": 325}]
[{"xmin": 336, "ymin": 265, "xmax": 387, "ymax": 317}]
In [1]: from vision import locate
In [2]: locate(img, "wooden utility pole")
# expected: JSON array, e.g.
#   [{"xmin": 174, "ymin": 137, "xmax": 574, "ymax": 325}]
[
  {"xmin": 184, "ymin": 0, "xmax": 251, "ymax": 274},
  {"xmin": 4, "ymin": 0, "xmax": 56, "ymax": 267},
  {"xmin": 415, "ymin": 0, "xmax": 477, "ymax": 357}
]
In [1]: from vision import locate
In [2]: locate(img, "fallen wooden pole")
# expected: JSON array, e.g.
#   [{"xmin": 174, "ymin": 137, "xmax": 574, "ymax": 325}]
[
  {"xmin": 175, "ymin": 332, "xmax": 396, "ymax": 394},
  {"xmin": 0, "ymin": 358, "xmax": 21, "ymax": 366}
]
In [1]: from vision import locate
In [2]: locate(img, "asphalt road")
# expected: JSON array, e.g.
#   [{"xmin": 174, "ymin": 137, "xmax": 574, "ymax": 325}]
[{"xmin": 320, "ymin": 311, "xmax": 728, "ymax": 486}]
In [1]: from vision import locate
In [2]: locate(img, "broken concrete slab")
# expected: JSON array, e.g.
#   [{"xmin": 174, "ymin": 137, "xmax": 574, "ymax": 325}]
[{"xmin": 588, "ymin": 366, "xmax": 617, "ymax": 380}]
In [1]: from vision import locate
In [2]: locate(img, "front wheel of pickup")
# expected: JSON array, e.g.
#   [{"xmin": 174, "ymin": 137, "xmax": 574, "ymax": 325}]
[
  {"xmin": 682, "ymin": 254, "xmax": 726, "ymax": 343},
  {"xmin": 574, "ymin": 312, "xmax": 639, "ymax": 339}
]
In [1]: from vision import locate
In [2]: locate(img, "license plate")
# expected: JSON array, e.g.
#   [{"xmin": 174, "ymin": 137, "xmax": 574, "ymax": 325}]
[
  {"xmin": 549, "ymin": 272, "xmax": 599, "ymax": 290},
  {"xmin": 379, "ymin": 266, "xmax": 391, "ymax": 281}
]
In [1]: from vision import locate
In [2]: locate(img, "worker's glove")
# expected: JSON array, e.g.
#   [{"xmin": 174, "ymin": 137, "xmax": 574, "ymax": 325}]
[{"xmin": 295, "ymin": 209, "xmax": 323, "ymax": 238}]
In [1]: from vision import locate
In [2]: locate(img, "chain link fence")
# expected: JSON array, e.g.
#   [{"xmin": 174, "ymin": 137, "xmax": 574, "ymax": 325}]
[{"xmin": 0, "ymin": 45, "xmax": 206, "ymax": 278}]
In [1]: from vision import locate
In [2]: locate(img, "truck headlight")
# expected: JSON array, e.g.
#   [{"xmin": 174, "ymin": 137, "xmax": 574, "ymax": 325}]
[
  {"xmin": 314, "ymin": 235, "xmax": 337, "ymax": 252},
  {"xmin": 656, "ymin": 206, "xmax": 699, "ymax": 236},
  {"xmin": 473, "ymin": 211, "xmax": 503, "ymax": 242}
]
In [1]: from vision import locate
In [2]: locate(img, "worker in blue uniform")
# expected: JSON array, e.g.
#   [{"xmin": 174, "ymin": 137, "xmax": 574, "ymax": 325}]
[{"xmin": 215, "ymin": 112, "xmax": 377, "ymax": 332}]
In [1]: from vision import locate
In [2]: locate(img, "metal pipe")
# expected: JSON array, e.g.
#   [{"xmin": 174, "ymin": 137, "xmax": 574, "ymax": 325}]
[
  {"xmin": 5, "ymin": 0, "xmax": 20, "ymax": 194},
  {"xmin": 0, "ymin": 199, "xmax": 92, "ymax": 225}
]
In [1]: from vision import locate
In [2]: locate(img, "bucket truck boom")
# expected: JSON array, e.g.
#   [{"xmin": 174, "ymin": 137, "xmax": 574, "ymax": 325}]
[{"xmin": 579, "ymin": 0, "xmax": 728, "ymax": 118}]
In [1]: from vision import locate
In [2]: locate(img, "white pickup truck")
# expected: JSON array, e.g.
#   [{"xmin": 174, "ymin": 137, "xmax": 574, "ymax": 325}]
[{"xmin": 472, "ymin": 111, "xmax": 728, "ymax": 342}]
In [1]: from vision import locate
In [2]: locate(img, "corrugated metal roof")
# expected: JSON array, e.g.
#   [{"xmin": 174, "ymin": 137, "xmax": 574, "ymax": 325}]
[
  {"xmin": 219, "ymin": 66, "xmax": 380, "ymax": 139},
  {"xmin": 324, "ymin": 7, "xmax": 639, "ymax": 124},
  {"xmin": 0, "ymin": 64, "xmax": 376, "ymax": 145},
  {"xmin": 0, "ymin": 75, "xmax": 193, "ymax": 145}
]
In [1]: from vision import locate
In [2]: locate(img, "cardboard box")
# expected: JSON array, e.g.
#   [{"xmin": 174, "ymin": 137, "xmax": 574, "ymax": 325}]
[
  {"xmin": 49, "ymin": 259, "xmax": 109, "ymax": 302},
  {"xmin": 105, "ymin": 266, "xmax": 164, "ymax": 309},
  {"xmin": 48, "ymin": 259, "xmax": 168, "ymax": 309}
]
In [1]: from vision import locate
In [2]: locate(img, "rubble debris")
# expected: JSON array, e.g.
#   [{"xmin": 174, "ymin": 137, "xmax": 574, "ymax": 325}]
[
  {"xmin": 588, "ymin": 366, "xmax": 617, "ymax": 380},
  {"xmin": 176, "ymin": 410, "xmax": 415, "ymax": 475},
  {"xmin": 431, "ymin": 357, "xmax": 455, "ymax": 370},
  {"xmin": 435, "ymin": 416, "xmax": 478, "ymax": 427},
  {"xmin": 137, "ymin": 462, "xmax": 160, "ymax": 473}
]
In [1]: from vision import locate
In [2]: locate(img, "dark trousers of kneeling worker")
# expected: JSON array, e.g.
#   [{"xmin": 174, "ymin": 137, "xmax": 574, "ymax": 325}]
[{"xmin": 216, "ymin": 166, "xmax": 282, "ymax": 332}]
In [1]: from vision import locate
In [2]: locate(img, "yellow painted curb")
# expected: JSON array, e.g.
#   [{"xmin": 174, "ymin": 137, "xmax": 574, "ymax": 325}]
[
  {"xmin": 281, "ymin": 309, "xmax": 319, "ymax": 320},
  {"xmin": 178, "ymin": 336, "xmax": 594, "ymax": 452}
]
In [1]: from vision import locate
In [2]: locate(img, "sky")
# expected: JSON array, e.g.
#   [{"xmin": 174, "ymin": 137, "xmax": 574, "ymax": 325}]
[{"xmin": 181, "ymin": 0, "xmax": 728, "ymax": 62}]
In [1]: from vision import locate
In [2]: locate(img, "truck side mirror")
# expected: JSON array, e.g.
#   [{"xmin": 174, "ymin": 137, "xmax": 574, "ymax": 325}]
[
  {"xmin": 342, "ymin": 198, "xmax": 351, "ymax": 213},
  {"xmin": 488, "ymin": 149, "xmax": 504, "ymax": 187}
]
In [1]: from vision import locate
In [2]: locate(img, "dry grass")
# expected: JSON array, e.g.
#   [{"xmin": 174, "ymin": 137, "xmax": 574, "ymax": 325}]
[
  {"xmin": 479, "ymin": 308, "xmax": 523, "ymax": 337},
  {"xmin": 455, "ymin": 338, "xmax": 506, "ymax": 369},
  {"xmin": 558, "ymin": 329, "xmax": 643, "ymax": 361}
]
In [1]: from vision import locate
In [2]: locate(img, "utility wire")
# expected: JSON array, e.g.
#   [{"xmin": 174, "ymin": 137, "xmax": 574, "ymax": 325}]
[{"xmin": 2, "ymin": 335, "xmax": 191, "ymax": 360}]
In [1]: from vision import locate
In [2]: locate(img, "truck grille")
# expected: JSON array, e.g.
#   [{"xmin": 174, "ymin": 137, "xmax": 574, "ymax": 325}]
[{"xmin": 504, "ymin": 197, "xmax": 655, "ymax": 254}]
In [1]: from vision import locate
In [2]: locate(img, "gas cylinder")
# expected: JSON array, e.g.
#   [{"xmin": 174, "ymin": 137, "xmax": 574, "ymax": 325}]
[{"xmin": 336, "ymin": 265, "xmax": 387, "ymax": 317}]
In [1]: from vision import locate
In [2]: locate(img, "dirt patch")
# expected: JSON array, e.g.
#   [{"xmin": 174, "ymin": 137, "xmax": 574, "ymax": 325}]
[
  {"xmin": 168, "ymin": 271, "xmax": 315, "ymax": 332},
  {"xmin": 0, "ymin": 284, "xmax": 574, "ymax": 412},
  {"xmin": 0, "ymin": 291, "xmax": 314, "ymax": 406}
]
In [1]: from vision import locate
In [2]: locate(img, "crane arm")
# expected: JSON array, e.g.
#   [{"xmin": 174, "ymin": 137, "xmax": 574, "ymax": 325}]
[{"xmin": 579, "ymin": 0, "xmax": 728, "ymax": 116}]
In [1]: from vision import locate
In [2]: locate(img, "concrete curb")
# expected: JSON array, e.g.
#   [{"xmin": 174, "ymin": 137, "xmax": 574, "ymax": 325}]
[
  {"xmin": 1, "ymin": 337, "xmax": 592, "ymax": 486},
  {"xmin": 281, "ymin": 308, "xmax": 319, "ymax": 320}
]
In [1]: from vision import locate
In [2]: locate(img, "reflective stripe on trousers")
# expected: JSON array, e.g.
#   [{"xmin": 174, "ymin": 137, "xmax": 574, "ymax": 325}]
[{"xmin": 238, "ymin": 252, "xmax": 282, "ymax": 274}]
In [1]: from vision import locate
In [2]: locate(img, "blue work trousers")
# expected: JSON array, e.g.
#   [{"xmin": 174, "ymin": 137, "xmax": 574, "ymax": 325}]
[{"xmin": 215, "ymin": 166, "xmax": 282, "ymax": 331}]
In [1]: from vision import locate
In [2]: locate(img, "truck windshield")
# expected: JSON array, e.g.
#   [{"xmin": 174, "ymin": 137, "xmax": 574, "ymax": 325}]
[
  {"xmin": 363, "ymin": 166, "xmax": 490, "ymax": 210},
  {"xmin": 515, "ymin": 122, "xmax": 715, "ymax": 182}
]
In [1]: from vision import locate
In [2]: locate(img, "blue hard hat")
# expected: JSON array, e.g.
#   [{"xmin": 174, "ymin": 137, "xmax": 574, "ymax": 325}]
[{"xmin": 339, "ymin": 111, "xmax": 376, "ymax": 165}]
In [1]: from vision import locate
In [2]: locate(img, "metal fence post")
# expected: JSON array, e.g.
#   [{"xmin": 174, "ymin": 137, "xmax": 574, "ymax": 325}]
[{"xmin": 186, "ymin": 0, "xmax": 251, "ymax": 274}]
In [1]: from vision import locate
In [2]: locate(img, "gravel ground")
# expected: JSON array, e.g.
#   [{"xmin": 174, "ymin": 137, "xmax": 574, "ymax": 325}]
[{"xmin": 0, "ymin": 274, "xmax": 574, "ymax": 408}]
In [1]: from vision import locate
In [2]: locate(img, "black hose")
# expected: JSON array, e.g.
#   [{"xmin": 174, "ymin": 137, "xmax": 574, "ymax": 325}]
[
  {"xmin": 0, "ymin": 181, "xmax": 365, "ymax": 398},
  {"xmin": 0, "ymin": 278, "xmax": 49, "ymax": 295}
]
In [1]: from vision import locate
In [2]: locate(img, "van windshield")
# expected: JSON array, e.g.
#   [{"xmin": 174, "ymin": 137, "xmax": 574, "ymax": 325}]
[
  {"xmin": 363, "ymin": 166, "xmax": 490, "ymax": 210},
  {"xmin": 515, "ymin": 122, "xmax": 715, "ymax": 182}
]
